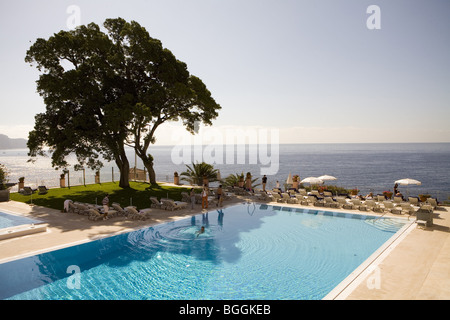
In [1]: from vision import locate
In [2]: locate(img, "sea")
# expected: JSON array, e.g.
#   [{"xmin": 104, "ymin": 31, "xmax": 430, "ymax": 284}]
[{"xmin": 1, "ymin": 143, "xmax": 449, "ymax": 201}]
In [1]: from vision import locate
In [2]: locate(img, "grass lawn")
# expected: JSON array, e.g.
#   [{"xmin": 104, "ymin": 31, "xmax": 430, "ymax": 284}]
[{"xmin": 10, "ymin": 181, "xmax": 194, "ymax": 211}]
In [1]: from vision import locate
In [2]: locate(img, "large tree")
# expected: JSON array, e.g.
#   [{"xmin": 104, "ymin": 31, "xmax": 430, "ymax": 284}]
[{"xmin": 26, "ymin": 18, "xmax": 220, "ymax": 187}]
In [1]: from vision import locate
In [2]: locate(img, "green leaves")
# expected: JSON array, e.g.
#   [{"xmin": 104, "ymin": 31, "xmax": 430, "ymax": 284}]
[{"xmin": 26, "ymin": 18, "xmax": 221, "ymax": 187}]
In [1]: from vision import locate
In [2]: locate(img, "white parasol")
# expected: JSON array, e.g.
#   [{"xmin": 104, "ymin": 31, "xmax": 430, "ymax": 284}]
[
  {"xmin": 395, "ymin": 178, "xmax": 421, "ymax": 197},
  {"xmin": 395, "ymin": 178, "xmax": 421, "ymax": 186},
  {"xmin": 301, "ymin": 177, "xmax": 323, "ymax": 185},
  {"xmin": 317, "ymin": 175, "xmax": 337, "ymax": 182}
]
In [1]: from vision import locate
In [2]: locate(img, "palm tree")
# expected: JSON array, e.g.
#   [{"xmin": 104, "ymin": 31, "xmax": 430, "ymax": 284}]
[
  {"xmin": 223, "ymin": 172, "xmax": 260, "ymax": 189},
  {"xmin": 180, "ymin": 162, "xmax": 219, "ymax": 186}
]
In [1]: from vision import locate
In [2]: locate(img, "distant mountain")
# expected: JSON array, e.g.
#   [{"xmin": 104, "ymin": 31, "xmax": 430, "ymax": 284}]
[{"xmin": 0, "ymin": 134, "xmax": 27, "ymax": 149}]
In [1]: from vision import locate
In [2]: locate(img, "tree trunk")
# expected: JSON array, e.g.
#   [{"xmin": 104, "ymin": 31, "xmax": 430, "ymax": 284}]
[
  {"xmin": 143, "ymin": 160, "xmax": 157, "ymax": 185},
  {"xmin": 115, "ymin": 150, "xmax": 130, "ymax": 188}
]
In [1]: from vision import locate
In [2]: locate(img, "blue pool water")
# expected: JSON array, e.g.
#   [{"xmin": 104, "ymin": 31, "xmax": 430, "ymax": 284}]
[
  {"xmin": 0, "ymin": 204, "xmax": 408, "ymax": 300},
  {"xmin": 0, "ymin": 211, "xmax": 41, "ymax": 229}
]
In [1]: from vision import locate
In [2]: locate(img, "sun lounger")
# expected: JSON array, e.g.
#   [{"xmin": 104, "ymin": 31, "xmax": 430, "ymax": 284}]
[
  {"xmin": 400, "ymin": 203, "xmax": 415, "ymax": 215},
  {"xmin": 124, "ymin": 207, "xmax": 151, "ymax": 220},
  {"xmin": 426, "ymin": 198, "xmax": 438, "ymax": 209},
  {"xmin": 21, "ymin": 187, "xmax": 34, "ymax": 196},
  {"xmin": 351, "ymin": 199, "xmax": 367, "ymax": 211},
  {"xmin": 161, "ymin": 199, "xmax": 188, "ymax": 211},
  {"xmin": 416, "ymin": 206, "xmax": 433, "ymax": 227},
  {"xmin": 73, "ymin": 202, "xmax": 90, "ymax": 215},
  {"xmin": 383, "ymin": 201, "xmax": 402, "ymax": 214},
  {"xmin": 271, "ymin": 192, "xmax": 285, "ymax": 203},
  {"xmin": 336, "ymin": 197, "xmax": 348, "ymax": 209},
  {"xmin": 88, "ymin": 208, "xmax": 103, "ymax": 221},
  {"xmin": 112, "ymin": 203, "xmax": 134, "ymax": 217},
  {"xmin": 255, "ymin": 191, "xmax": 272, "ymax": 201},
  {"xmin": 38, "ymin": 186, "xmax": 49, "ymax": 195},
  {"xmin": 408, "ymin": 197, "xmax": 419, "ymax": 206},
  {"xmin": 365, "ymin": 200, "xmax": 384, "ymax": 213},
  {"xmin": 280, "ymin": 193, "xmax": 295, "ymax": 203},
  {"xmin": 393, "ymin": 196, "xmax": 403, "ymax": 205},
  {"xmin": 150, "ymin": 197, "xmax": 163, "ymax": 209}
]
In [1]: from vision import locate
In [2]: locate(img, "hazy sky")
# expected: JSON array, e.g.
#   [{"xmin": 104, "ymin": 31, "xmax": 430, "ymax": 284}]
[{"xmin": 0, "ymin": 0, "xmax": 449, "ymax": 144}]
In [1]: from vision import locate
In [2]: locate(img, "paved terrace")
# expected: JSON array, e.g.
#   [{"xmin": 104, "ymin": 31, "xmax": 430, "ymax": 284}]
[{"xmin": 0, "ymin": 196, "xmax": 449, "ymax": 300}]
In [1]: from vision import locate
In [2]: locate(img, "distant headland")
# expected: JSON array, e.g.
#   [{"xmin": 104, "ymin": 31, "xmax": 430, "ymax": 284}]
[{"xmin": 0, "ymin": 134, "xmax": 27, "ymax": 149}]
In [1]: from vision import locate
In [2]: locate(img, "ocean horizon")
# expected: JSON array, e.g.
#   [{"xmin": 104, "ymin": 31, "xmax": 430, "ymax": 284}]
[{"xmin": 1, "ymin": 142, "xmax": 449, "ymax": 201}]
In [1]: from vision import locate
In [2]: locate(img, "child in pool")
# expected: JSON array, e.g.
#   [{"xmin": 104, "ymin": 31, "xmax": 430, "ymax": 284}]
[{"xmin": 196, "ymin": 226, "xmax": 205, "ymax": 238}]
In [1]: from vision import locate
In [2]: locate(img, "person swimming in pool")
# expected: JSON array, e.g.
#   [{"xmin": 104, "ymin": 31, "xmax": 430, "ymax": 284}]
[{"xmin": 196, "ymin": 226, "xmax": 205, "ymax": 238}]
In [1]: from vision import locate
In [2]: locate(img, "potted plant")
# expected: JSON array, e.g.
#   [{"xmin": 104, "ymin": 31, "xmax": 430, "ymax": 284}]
[
  {"xmin": 60, "ymin": 173, "xmax": 66, "ymax": 188},
  {"xmin": 383, "ymin": 190, "xmax": 393, "ymax": 199},
  {"xmin": 0, "ymin": 164, "xmax": 10, "ymax": 202},
  {"xmin": 95, "ymin": 170, "xmax": 100, "ymax": 184},
  {"xmin": 18, "ymin": 176, "xmax": 25, "ymax": 190},
  {"xmin": 419, "ymin": 194, "xmax": 431, "ymax": 202},
  {"xmin": 203, "ymin": 175, "xmax": 209, "ymax": 187},
  {"xmin": 238, "ymin": 173, "xmax": 244, "ymax": 188},
  {"xmin": 174, "ymin": 171, "xmax": 180, "ymax": 185}
]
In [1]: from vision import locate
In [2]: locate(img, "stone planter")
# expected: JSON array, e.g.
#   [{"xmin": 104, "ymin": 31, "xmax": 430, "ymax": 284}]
[
  {"xmin": 60, "ymin": 178, "xmax": 66, "ymax": 188},
  {"xmin": 0, "ymin": 189, "xmax": 10, "ymax": 202},
  {"xmin": 174, "ymin": 175, "xmax": 180, "ymax": 185}
]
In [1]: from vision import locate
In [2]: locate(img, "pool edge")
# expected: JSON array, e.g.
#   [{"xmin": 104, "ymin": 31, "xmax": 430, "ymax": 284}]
[{"xmin": 322, "ymin": 218, "xmax": 416, "ymax": 300}]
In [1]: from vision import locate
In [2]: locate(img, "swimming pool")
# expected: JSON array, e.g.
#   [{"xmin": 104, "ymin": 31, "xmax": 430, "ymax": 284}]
[
  {"xmin": 0, "ymin": 203, "xmax": 409, "ymax": 300},
  {"xmin": 0, "ymin": 211, "xmax": 42, "ymax": 229}
]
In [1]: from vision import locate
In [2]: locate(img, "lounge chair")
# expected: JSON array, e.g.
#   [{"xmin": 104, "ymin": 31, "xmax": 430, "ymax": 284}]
[
  {"xmin": 325, "ymin": 197, "xmax": 339, "ymax": 208},
  {"xmin": 383, "ymin": 201, "xmax": 402, "ymax": 214},
  {"xmin": 255, "ymin": 191, "xmax": 272, "ymax": 201},
  {"xmin": 38, "ymin": 186, "xmax": 49, "ymax": 195},
  {"xmin": 336, "ymin": 197, "xmax": 348, "ymax": 209},
  {"xmin": 365, "ymin": 200, "xmax": 384, "ymax": 213},
  {"xmin": 161, "ymin": 199, "xmax": 188, "ymax": 211},
  {"xmin": 323, "ymin": 191, "xmax": 333, "ymax": 197},
  {"xmin": 21, "ymin": 186, "xmax": 34, "ymax": 196},
  {"xmin": 73, "ymin": 202, "xmax": 90, "ymax": 215},
  {"xmin": 112, "ymin": 203, "xmax": 132, "ymax": 217},
  {"xmin": 408, "ymin": 197, "xmax": 419, "ymax": 206},
  {"xmin": 416, "ymin": 205, "xmax": 433, "ymax": 227},
  {"xmin": 88, "ymin": 208, "xmax": 104, "ymax": 221},
  {"xmin": 271, "ymin": 192, "xmax": 285, "ymax": 203},
  {"xmin": 400, "ymin": 203, "xmax": 415, "ymax": 215},
  {"xmin": 377, "ymin": 195, "xmax": 386, "ymax": 202},
  {"xmin": 124, "ymin": 207, "xmax": 150, "ymax": 220},
  {"xmin": 150, "ymin": 197, "xmax": 163, "ymax": 209},
  {"xmin": 280, "ymin": 193, "xmax": 294, "ymax": 203},
  {"xmin": 351, "ymin": 199, "xmax": 367, "ymax": 211},
  {"xmin": 287, "ymin": 195, "xmax": 299, "ymax": 204},
  {"xmin": 393, "ymin": 196, "xmax": 403, "ymax": 206},
  {"xmin": 426, "ymin": 198, "xmax": 438, "ymax": 209}
]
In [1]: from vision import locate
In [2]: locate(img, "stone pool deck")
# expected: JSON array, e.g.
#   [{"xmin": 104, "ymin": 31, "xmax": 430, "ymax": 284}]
[{"xmin": 0, "ymin": 198, "xmax": 449, "ymax": 300}]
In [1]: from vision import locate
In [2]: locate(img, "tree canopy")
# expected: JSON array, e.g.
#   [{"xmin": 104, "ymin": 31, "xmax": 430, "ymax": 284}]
[{"xmin": 26, "ymin": 18, "xmax": 221, "ymax": 188}]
